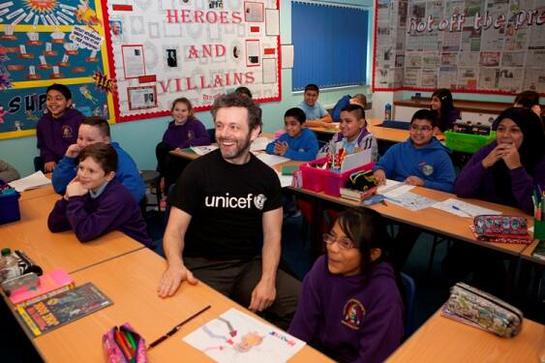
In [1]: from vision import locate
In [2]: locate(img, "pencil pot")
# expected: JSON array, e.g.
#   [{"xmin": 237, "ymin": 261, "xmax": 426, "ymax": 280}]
[
  {"xmin": 0, "ymin": 188, "xmax": 21, "ymax": 225},
  {"xmin": 103, "ymin": 323, "xmax": 147, "ymax": 363},
  {"xmin": 535, "ymin": 219, "xmax": 545, "ymax": 240}
]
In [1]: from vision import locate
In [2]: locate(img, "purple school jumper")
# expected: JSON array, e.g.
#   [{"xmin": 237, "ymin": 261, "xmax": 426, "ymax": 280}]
[
  {"xmin": 48, "ymin": 179, "xmax": 151, "ymax": 246},
  {"xmin": 162, "ymin": 117, "xmax": 210, "ymax": 149},
  {"xmin": 289, "ymin": 256, "xmax": 404, "ymax": 363},
  {"xmin": 36, "ymin": 108, "xmax": 84, "ymax": 162}
]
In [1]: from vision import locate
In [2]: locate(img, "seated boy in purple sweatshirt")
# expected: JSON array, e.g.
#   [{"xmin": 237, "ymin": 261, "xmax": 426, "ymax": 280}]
[
  {"xmin": 289, "ymin": 209, "xmax": 404, "ymax": 363},
  {"xmin": 36, "ymin": 83, "xmax": 84, "ymax": 172},
  {"xmin": 48, "ymin": 143, "xmax": 151, "ymax": 246}
]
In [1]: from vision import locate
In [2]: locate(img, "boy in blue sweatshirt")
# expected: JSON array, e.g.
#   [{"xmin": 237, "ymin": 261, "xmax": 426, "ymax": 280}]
[
  {"xmin": 373, "ymin": 109, "xmax": 455, "ymax": 268},
  {"xmin": 373, "ymin": 109, "xmax": 455, "ymax": 193},
  {"xmin": 52, "ymin": 116, "xmax": 145, "ymax": 202},
  {"xmin": 266, "ymin": 107, "xmax": 319, "ymax": 161}
]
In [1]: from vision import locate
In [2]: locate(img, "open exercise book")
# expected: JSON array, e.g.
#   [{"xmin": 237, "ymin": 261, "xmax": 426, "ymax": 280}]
[
  {"xmin": 183, "ymin": 308, "xmax": 305, "ymax": 363},
  {"xmin": 9, "ymin": 171, "xmax": 51, "ymax": 192}
]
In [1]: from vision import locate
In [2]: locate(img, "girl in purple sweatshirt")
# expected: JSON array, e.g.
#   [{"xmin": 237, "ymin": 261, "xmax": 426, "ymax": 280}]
[
  {"xmin": 289, "ymin": 209, "xmax": 404, "ymax": 363},
  {"xmin": 48, "ymin": 143, "xmax": 151, "ymax": 246},
  {"xmin": 454, "ymin": 107, "xmax": 545, "ymax": 214},
  {"xmin": 156, "ymin": 97, "xmax": 210, "ymax": 195}
]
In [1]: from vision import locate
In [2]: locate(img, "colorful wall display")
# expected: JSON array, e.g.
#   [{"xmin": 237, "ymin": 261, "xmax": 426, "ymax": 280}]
[
  {"xmin": 0, "ymin": 0, "xmax": 114, "ymax": 139},
  {"xmin": 373, "ymin": 0, "xmax": 545, "ymax": 95},
  {"xmin": 103, "ymin": 0, "xmax": 281, "ymax": 122}
]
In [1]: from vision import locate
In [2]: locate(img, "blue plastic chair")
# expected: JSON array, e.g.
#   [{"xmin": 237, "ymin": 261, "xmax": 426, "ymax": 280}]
[{"xmin": 400, "ymin": 272, "xmax": 416, "ymax": 337}]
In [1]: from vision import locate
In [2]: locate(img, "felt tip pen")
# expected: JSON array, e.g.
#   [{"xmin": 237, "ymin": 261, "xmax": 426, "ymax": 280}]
[{"xmin": 452, "ymin": 205, "xmax": 472, "ymax": 218}]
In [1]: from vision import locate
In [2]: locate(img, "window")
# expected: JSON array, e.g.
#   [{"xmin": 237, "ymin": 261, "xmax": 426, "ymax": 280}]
[{"xmin": 291, "ymin": 1, "xmax": 369, "ymax": 91}]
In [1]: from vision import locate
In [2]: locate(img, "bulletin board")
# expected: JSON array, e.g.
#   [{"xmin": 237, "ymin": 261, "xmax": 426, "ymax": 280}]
[
  {"xmin": 373, "ymin": 0, "xmax": 545, "ymax": 95},
  {"xmin": 102, "ymin": 0, "xmax": 281, "ymax": 122},
  {"xmin": 0, "ymin": 0, "xmax": 115, "ymax": 139}
]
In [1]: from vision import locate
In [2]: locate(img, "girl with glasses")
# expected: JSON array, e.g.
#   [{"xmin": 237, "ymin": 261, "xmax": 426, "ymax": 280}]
[{"xmin": 289, "ymin": 209, "xmax": 403, "ymax": 363}]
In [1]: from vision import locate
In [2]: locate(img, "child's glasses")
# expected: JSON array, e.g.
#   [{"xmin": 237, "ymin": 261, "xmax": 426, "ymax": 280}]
[
  {"xmin": 323, "ymin": 233, "xmax": 355, "ymax": 250},
  {"xmin": 410, "ymin": 125, "xmax": 433, "ymax": 132}
]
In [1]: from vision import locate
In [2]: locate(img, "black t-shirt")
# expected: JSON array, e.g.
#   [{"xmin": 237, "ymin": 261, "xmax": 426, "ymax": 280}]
[{"xmin": 169, "ymin": 149, "xmax": 282, "ymax": 259}]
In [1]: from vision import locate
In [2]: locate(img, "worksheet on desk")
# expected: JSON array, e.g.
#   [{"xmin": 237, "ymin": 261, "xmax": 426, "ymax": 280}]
[
  {"xmin": 432, "ymin": 198, "xmax": 502, "ymax": 218},
  {"xmin": 183, "ymin": 308, "xmax": 305, "ymax": 363}
]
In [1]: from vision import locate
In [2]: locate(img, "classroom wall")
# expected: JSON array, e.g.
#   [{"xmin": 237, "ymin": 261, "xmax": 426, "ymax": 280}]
[{"xmin": 1, "ymin": 0, "xmax": 371, "ymax": 177}]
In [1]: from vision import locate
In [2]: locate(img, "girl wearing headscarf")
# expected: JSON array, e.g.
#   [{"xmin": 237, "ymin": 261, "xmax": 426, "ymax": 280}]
[{"xmin": 454, "ymin": 107, "xmax": 545, "ymax": 214}]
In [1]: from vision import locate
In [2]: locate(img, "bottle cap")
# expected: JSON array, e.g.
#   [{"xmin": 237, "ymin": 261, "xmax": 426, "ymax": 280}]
[{"xmin": 1, "ymin": 248, "xmax": 11, "ymax": 256}]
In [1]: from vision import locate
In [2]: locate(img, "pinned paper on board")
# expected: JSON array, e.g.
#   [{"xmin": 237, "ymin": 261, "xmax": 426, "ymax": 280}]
[{"xmin": 183, "ymin": 308, "xmax": 305, "ymax": 363}]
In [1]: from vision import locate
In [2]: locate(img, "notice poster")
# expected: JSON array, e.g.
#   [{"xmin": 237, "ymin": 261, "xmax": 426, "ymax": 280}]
[{"xmin": 104, "ymin": 0, "xmax": 281, "ymax": 122}]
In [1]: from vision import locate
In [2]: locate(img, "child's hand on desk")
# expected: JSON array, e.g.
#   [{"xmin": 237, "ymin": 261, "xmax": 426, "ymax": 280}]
[
  {"xmin": 373, "ymin": 169, "xmax": 386, "ymax": 185},
  {"xmin": 405, "ymin": 176, "xmax": 424, "ymax": 186},
  {"xmin": 273, "ymin": 141, "xmax": 288, "ymax": 156},
  {"xmin": 65, "ymin": 144, "xmax": 82, "ymax": 158},
  {"xmin": 44, "ymin": 161, "xmax": 56, "ymax": 173},
  {"xmin": 66, "ymin": 177, "xmax": 88, "ymax": 198}
]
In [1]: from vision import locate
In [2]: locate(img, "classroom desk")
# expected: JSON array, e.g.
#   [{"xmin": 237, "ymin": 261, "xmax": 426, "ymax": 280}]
[
  {"xmin": 308, "ymin": 118, "xmax": 445, "ymax": 144},
  {"xmin": 386, "ymin": 310, "xmax": 545, "ymax": 362},
  {"xmin": 30, "ymin": 248, "xmax": 333, "ymax": 363},
  {"xmin": 18, "ymin": 184, "xmax": 56, "ymax": 201},
  {"xmin": 1, "ymin": 192, "xmax": 145, "ymax": 273},
  {"xmin": 292, "ymin": 185, "xmax": 532, "ymax": 256}
]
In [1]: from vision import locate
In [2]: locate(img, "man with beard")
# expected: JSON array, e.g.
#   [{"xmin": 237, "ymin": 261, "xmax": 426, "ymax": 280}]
[{"xmin": 157, "ymin": 93, "xmax": 300, "ymax": 329}]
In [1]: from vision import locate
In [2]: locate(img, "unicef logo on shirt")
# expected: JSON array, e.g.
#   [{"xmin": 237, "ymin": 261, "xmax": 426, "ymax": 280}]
[{"xmin": 253, "ymin": 194, "xmax": 267, "ymax": 210}]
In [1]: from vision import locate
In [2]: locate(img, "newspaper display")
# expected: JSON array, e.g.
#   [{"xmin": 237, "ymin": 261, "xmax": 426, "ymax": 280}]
[{"xmin": 373, "ymin": 0, "xmax": 545, "ymax": 94}]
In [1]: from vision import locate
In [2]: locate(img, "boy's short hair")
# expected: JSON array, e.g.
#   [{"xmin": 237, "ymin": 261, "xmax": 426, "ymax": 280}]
[
  {"xmin": 211, "ymin": 93, "xmax": 262, "ymax": 130},
  {"xmin": 410, "ymin": 109, "xmax": 437, "ymax": 127},
  {"xmin": 351, "ymin": 94, "xmax": 367, "ymax": 108},
  {"xmin": 285, "ymin": 107, "xmax": 306, "ymax": 124},
  {"xmin": 79, "ymin": 142, "xmax": 118, "ymax": 174},
  {"xmin": 235, "ymin": 86, "xmax": 252, "ymax": 99},
  {"xmin": 82, "ymin": 116, "xmax": 111, "ymax": 137},
  {"xmin": 46, "ymin": 83, "xmax": 72, "ymax": 100},
  {"xmin": 341, "ymin": 104, "xmax": 366, "ymax": 120},
  {"xmin": 514, "ymin": 90, "xmax": 540, "ymax": 108},
  {"xmin": 304, "ymin": 84, "xmax": 319, "ymax": 93}
]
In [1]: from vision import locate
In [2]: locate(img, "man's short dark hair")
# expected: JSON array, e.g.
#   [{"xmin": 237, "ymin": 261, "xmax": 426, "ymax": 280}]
[
  {"xmin": 341, "ymin": 104, "xmax": 366, "ymax": 120},
  {"xmin": 411, "ymin": 109, "xmax": 437, "ymax": 127},
  {"xmin": 235, "ymin": 86, "xmax": 252, "ymax": 99},
  {"xmin": 515, "ymin": 90, "xmax": 540, "ymax": 108},
  {"xmin": 304, "ymin": 84, "xmax": 319, "ymax": 93},
  {"xmin": 82, "ymin": 116, "xmax": 111, "ymax": 137},
  {"xmin": 46, "ymin": 83, "xmax": 72, "ymax": 100},
  {"xmin": 211, "ymin": 93, "xmax": 262, "ymax": 130}
]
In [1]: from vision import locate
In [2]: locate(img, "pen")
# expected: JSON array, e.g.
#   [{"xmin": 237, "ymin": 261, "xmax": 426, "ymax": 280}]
[
  {"xmin": 148, "ymin": 305, "xmax": 211, "ymax": 350},
  {"xmin": 452, "ymin": 205, "xmax": 472, "ymax": 218}
]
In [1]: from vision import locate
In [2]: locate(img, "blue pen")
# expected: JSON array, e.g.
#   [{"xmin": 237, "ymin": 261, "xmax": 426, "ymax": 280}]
[{"xmin": 452, "ymin": 205, "xmax": 472, "ymax": 217}]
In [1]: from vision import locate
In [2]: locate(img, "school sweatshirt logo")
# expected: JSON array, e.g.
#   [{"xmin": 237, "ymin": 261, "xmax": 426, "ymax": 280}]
[
  {"xmin": 341, "ymin": 298, "xmax": 366, "ymax": 330},
  {"xmin": 205, "ymin": 193, "xmax": 267, "ymax": 210},
  {"xmin": 62, "ymin": 125, "xmax": 74, "ymax": 138},
  {"xmin": 419, "ymin": 162, "xmax": 434, "ymax": 176}
]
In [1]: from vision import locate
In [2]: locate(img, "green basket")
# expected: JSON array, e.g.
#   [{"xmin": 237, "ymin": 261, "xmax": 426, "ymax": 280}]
[{"xmin": 444, "ymin": 131, "xmax": 496, "ymax": 153}]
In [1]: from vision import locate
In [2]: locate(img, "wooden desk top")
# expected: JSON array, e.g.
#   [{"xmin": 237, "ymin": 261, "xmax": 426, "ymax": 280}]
[
  {"xmin": 293, "ymin": 185, "xmax": 531, "ymax": 256},
  {"xmin": 309, "ymin": 118, "xmax": 444, "ymax": 143},
  {"xmin": 32, "ymin": 249, "xmax": 333, "ymax": 363},
  {"xmin": 18, "ymin": 185, "xmax": 56, "ymax": 201},
  {"xmin": 394, "ymin": 98, "xmax": 514, "ymax": 115},
  {"xmin": 387, "ymin": 311, "xmax": 545, "ymax": 362},
  {"xmin": 1, "ymin": 193, "xmax": 145, "ymax": 273}
]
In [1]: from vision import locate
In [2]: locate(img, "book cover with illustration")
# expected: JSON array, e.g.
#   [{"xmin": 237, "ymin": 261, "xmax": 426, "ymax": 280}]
[{"xmin": 16, "ymin": 282, "xmax": 112, "ymax": 336}]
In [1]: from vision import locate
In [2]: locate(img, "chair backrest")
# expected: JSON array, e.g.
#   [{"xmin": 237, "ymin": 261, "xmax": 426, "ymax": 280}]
[
  {"xmin": 207, "ymin": 128, "xmax": 216, "ymax": 143},
  {"xmin": 400, "ymin": 272, "xmax": 416, "ymax": 337}
]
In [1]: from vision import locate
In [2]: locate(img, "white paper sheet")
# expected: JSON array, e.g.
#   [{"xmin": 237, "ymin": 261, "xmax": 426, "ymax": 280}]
[
  {"xmin": 432, "ymin": 198, "xmax": 502, "ymax": 218},
  {"xmin": 250, "ymin": 136, "xmax": 271, "ymax": 151},
  {"xmin": 281, "ymin": 44, "xmax": 294, "ymax": 69},
  {"xmin": 254, "ymin": 153, "xmax": 289, "ymax": 167},
  {"xmin": 183, "ymin": 308, "xmax": 305, "ymax": 363},
  {"xmin": 9, "ymin": 171, "xmax": 51, "ymax": 192},
  {"xmin": 379, "ymin": 182, "xmax": 415, "ymax": 198},
  {"xmin": 384, "ymin": 191, "xmax": 437, "ymax": 211},
  {"xmin": 265, "ymin": 9, "xmax": 279, "ymax": 36},
  {"xmin": 276, "ymin": 172, "xmax": 293, "ymax": 188},
  {"xmin": 340, "ymin": 149, "xmax": 373, "ymax": 173},
  {"xmin": 191, "ymin": 145, "xmax": 218, "ymax": 156},
  {"xmin": 262, "ymin": 57, "xmax": 276, "ymax": 84}
]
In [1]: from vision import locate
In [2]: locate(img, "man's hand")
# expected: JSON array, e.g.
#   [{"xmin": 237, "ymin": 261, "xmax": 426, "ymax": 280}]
[
  {"xmin": 157, "ymin": 263, "xmax": 198, "ymax": 298},
  {"xmin": 373, "ymin": 169, "xmax": 386, "ymax": 185},
  {"xmin": 65, "ymin": 144, "xmax": 82, "ymax": 158},
  {"xmin": 249, "ymin": 278, "xmax": 276, "ymax": 312},
  {"xmin": 405, "ymin": 175, "xmax": 424, "ymax": 186},
  {"xmin": 44, "ymin": 161, "xmax": 56, "ymax": 173}
]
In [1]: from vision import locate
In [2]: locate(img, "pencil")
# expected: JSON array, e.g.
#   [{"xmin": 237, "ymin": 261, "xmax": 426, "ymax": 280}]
[{"xmin": 148, "ymin": 305, "xmax": 211, "ymax": 349}]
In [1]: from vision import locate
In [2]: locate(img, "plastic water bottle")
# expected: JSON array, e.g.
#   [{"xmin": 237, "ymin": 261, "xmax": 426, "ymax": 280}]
[
  {"xmin": 384, "ymin": 103, "xmax": 392, "ymax": 121},
  {"xmin": 0, "ymin": 248, "xmax": 19, "ymax": 282}
]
